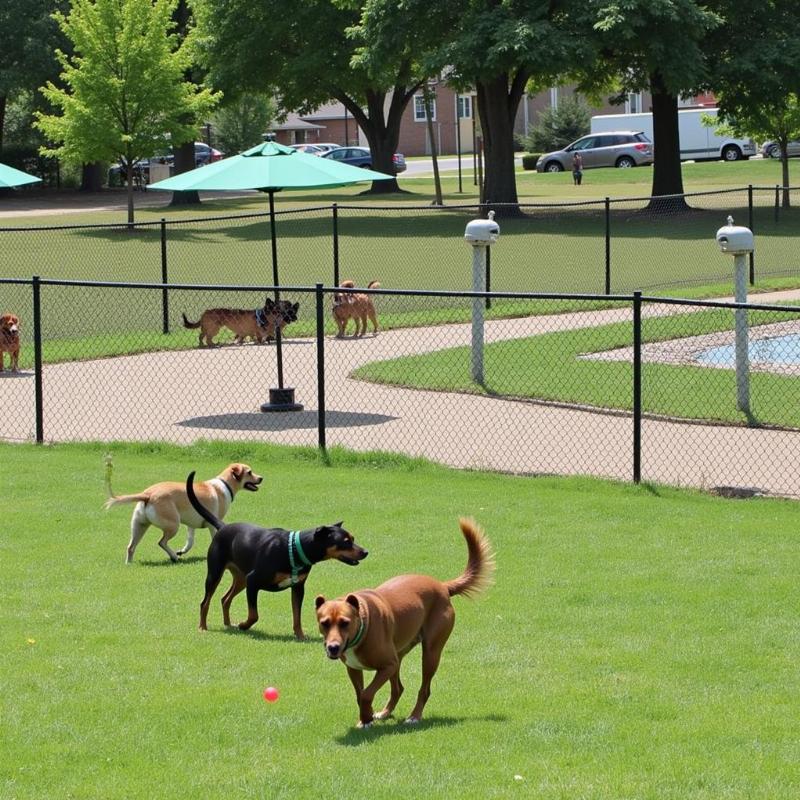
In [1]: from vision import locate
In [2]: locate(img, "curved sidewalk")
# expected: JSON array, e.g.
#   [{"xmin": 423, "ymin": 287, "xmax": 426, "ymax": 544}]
[{"xmin": 2, "ymin": 290, "xmax": 799, "ymax": 497}]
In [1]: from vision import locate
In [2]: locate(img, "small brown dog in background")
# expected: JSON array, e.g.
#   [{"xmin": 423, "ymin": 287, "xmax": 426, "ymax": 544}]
[
  {"xmin": 332, "ymin": 280, "xmax": 380, "ymax": 338},
  {"xmin": 0, "ymin": 313, "xmax": 20, "ymax": 372}
]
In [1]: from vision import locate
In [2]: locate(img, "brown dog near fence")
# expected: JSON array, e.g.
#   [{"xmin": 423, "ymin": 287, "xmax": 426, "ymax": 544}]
[
  {"xmin": 332, "ymin": 280, "xmax": 380, "ymax": 338},
  {"xmin": 182, "ymin": 296, "xmax": 299, "ymax": 347},
  {"xmin": 0, "ymin": 313, "xmax": 21, "ymax": 372}
]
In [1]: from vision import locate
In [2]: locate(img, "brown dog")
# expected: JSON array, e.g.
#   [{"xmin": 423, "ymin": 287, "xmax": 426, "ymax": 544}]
[
  {"xmin": 332, "ymin": 280, "xmax": 380, "ymax": 337},
  {"xmin": 315, "ymin": 517, "xmax": 494, "ymax": 727},
  {"xmin": 104, "ymin": 463, "xmax": 263, "ymax": 563},
  {"xmin": 0, "ymin": 313, "xmax": 20, "ymax": 372},
  {"xmin": 182, "ymin": 296, "xmax": 299, "ymax": 347}
]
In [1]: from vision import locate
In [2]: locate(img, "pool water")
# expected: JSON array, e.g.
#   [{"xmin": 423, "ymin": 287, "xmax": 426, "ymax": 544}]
[{"xmin": 697, "ymin": 333, "xmax": 800, "ymax": 366}]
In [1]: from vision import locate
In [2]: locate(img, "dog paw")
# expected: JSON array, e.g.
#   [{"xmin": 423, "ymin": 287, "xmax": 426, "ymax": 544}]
[
  {"xmin": 356, "ymin": 720, "xmax": 373, "ymax": 729},
  {"xmin": 404, "ymin": 717, "xmax": 420, "ymax": 725},
  {"xmin": 373, "ymin": 710, "xmax": 392, "ymax": 721}
]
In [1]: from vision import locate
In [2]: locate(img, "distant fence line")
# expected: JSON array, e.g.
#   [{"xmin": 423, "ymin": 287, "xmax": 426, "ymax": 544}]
[
  {"xmin": 1, "ymin": 186, "xmax": 800, "ymax": 300},
  {"xmin": 1, "ymin": 276, "xmax": 800, "ymax": 498}
]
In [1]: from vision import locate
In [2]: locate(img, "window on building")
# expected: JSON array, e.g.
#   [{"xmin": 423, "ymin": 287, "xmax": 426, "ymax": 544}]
[
  {"xmin": 414, "ymin": 94, "xmax": 436, "ymax": 122},
  {"xmin": 626, "ymin": 93, "xmax": 642, "ymax": 114},
  {"xmin": 457, "ymin": 95, "xmax": 472, "ymax": 119}
]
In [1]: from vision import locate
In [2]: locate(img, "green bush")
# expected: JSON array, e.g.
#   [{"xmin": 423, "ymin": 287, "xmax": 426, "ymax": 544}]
[
  {"xmin": 519, "ymin": 95, "xmax": 591, "ymax": 153},
  {"xmin": 522, "ymin": 153, "xmax": 542, "ymax": 170}
]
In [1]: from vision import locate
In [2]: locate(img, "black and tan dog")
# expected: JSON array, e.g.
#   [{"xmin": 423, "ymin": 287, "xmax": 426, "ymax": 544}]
[
  {"xmin": 187, "ymin": 471, "xmax": 368, "ymax": 639},
  {"xmin": 315, "ymin": 517, "xmax": 494, "ymax": 727},
  {"xmin": 0, "ymin": 312, "xmax": 20, "ymax": 372},
  {"xmin": 182, "ymin": 296, "xmax": 299, "ymax": 347}
]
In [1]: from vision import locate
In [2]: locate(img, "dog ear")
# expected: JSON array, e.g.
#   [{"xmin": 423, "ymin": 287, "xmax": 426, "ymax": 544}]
[
  {"xmin": 345, "ymin": 594, "xmax": 360, "ymax": 611},
  {"xmin": 231, "ymin": 464, "xmax": 243, "ymax": 481},
  {"xmin": 264, "ymin": 296, "xmax": 276, "ymax": 310},
  {"xmin": 315, "ymin": 595, "xmax": 326, "ymax": 610}
]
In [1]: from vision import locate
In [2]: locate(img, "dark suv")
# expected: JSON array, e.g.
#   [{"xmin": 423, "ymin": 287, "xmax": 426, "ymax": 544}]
[{"xmin": 536, "ymin": 131, "xmax": 654, "ymax": 172}]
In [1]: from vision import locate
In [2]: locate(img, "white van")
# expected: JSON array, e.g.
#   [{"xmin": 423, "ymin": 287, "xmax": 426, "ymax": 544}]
[{"xmin": 590, "ymin": 108, "xmax": 756, "ymax": 162}]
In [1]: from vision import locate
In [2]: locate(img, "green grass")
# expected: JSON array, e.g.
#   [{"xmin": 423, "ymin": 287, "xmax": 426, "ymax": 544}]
[
  {"xmin": 354, "ymin": 308, "xmax": 800, "ymax": 428},
  {"xmin": 2, "ymin": 440, "xmax": 799, "ymax": 799}
]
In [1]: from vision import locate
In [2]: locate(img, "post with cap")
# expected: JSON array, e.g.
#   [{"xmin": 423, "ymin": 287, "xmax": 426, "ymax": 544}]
[
  {"xmin": 715, "ymin": 215, "xmax": 755, "ymax": 414},
  {"xmin": 464, "ymin": 210, "xmax": 500, "ymax": 383}
]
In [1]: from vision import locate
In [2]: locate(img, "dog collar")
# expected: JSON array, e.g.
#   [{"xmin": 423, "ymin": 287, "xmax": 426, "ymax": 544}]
[
  {"xmin": 344, "ymin": 616, "xmax": 366, "ymax": 652},
  {"xmin": 211, "ymin": 478, "xmax": 235, "ymax": 503},
  {"xmin": 288, "ymin": 531, "xmax": 312, "ymax": 584},
  {"xmin": 255, "ymin": 308, "xmax": 268, "ymax": 328}
]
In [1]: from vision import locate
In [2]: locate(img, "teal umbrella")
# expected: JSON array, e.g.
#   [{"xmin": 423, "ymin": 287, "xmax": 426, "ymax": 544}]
[
  {"xmin": 149, "ymin": 139, "xmax": 394, "ymax": 410},
  {"xmin": 0, "ymin": 162, "xmax": 42, "ymax": 189}
]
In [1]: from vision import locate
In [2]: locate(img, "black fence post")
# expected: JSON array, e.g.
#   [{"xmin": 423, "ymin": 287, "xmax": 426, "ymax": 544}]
[
  {"xmin": 632, "ymin": 291, "xmax": 642, "ymax": 484},
  {"xmin": 775, "ymin": 185, "xmax": 780, "ymax": 224},
  {"xmin": 315, "ymin": 283, "xmax": 326, "ymax": 451},
  {"xmin": 160, "ymin": 218, "xmax": 169, "ymax": 334},
  {"xmin": 32, "ymin": 275, "xmax": 44, "ymax": 444},
  {"xmin": 332, "ymin": 204, "xmax": 340, "ymax": 288},
  {"xmin": 604, "ymin": 197, "xmax": 611, "ymax": 295},
  {"xmin": 485, "ymin": 245, "xmax": 491, "ymax": 310},
  {"xmin": 747, "ymin": 185, "xmax": 755, "ymax": 285}
]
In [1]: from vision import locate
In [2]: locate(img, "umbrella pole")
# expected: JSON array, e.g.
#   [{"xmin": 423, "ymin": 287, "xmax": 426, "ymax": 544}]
[{"xmin": 261, "ymin": 189, "xmax": 302, "ymax": 412}]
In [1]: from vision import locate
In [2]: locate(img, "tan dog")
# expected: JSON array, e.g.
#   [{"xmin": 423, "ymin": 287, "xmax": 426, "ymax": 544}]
[
  {"xmin": 332, "ymin": 280, "xmax": 380, "ymax": 337},
  {"xmin": 0, "ymin": 313, "xmax": 20, "ymax": 372},
  {"xmin": 104, "ymin": 463, "xmax": 263, "ymax": 563},
  {"xmin": 315, "ymin": 517, "xmax": 494, "ymax": 727},
  {"xmin": 182, "ymin": 297, "xmax": 299, "ymax": 347}
]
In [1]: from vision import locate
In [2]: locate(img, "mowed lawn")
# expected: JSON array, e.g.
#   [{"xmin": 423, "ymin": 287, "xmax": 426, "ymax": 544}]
[{"xmin": 2, "ymin": 440, "xmax": 799, "ymax": 800}]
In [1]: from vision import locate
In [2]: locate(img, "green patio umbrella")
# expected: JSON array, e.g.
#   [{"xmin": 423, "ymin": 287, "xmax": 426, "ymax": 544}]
[
  {"xmin": 0, "ymin": 162, "xmax": 42, "ymax": 189},
  {"xmin": 149, "ymin": 139, "xmax": 394, "ymax": 411}
]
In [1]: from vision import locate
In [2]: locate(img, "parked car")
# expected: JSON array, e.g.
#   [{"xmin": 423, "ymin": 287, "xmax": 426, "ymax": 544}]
[
  {"xmin": 322, "ymin": 146, "xmax": 407, "ymax": 173},
  {"xmin": 313, "ymin": 142, "xmax": 343, "ymax": 155},
  {"xmin": 107, "ymin": 142, "xmax": 223, "ymax": 185},
  {"xmin": 535, "ymin": 131, "xmax": 654, "ymax": 173},
  {"xmin": 761, "ymin": 140, "xmax": 800, "ymax": 159},
  {"xmin": 289, "ymin": 143, "xmax": 326, "ymax": 155}
]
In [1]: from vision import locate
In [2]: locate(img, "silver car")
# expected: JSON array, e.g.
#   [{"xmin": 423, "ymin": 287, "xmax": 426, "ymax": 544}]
[
  {"xmin": 536, "ymin": 131, "xmax": 654, "ymax": 173},
  {"xmin": 761, "ymin": 140, "xmax": 800, "ymax": 159}
]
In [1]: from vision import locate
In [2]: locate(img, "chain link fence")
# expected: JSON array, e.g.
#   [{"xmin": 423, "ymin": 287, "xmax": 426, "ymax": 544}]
[
  {"xmin": 2, "ymin": 278, "xmax": 799, "ymax": 497},
  {"xmin": 2, "ymin": 187, "xmax": 799, "ymax": 297}
]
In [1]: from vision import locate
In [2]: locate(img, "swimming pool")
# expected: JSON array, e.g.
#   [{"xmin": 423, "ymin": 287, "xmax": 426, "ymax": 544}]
[{"xmin": 696, "ymin": 333, "xmax": 800, "ymax": 366}]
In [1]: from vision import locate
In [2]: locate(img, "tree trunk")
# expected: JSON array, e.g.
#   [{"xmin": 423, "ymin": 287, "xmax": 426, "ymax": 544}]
[
  {"xmin": 423, "ymin": 84, "xmax": 443, "ymax": 206},
  {"xmin": 170, "ymin": 141, "xmax": 201, "ymax": 205},
  {"xmin": 126, "ymin": 164, "xmax": 135, "ymax": 227},
  {"xmin": 0, "ymin": 95, "xmax": 6, "ymax": 154},
  {"xmin": 80, "ymin": 162, "xmax": 104, "ymax": 192},
  {"xmin": 475, "ymin": 70, "xmax": 528, "ymax": 213},
  {"xmin": 780, "ymin": 142, "xmax": 791, "ymax": 208},
  {"xmin": 341, "ymin": 88, "xmax": 409, "ymax": 194},
  {"xmin": 647, "ymin": 72, "xmax": 688, "ymax": 212}
]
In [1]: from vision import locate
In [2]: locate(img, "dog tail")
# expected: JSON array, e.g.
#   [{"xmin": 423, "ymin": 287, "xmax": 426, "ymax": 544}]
[
  {"xmin": 182, "ymin": 313, "xmax": 201, "ymax": 329},
  {"xmin": 103, "ymin": 492, "xmax": 150, "ymax": 510},
  {"xmin": 186, "ymin": 470, "xmax": 223, "ymax": 531},
  {"xmin": 445, "ymin": 518, "xmax": 495, "ymax": 599},
  {"xmin": 367, "ymin": 281, "xmax": 380, "ymax": 289}
]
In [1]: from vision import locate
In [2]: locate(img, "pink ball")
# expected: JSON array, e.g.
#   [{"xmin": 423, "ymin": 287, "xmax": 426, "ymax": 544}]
[{"xmin": 263, "ymin": 686, "xmax": 279, "ymax": 703}]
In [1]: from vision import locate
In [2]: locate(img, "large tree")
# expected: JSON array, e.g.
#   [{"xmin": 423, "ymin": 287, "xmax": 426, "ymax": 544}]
[
  {"xmin": 36, "ymin": 0, "xmax": 218, "ymax": 224},
  {"xmin": 707, "ymin": 0, "xmax": 800, "ymax": 208},
  {"xmin": 0, "ymin": 0, "xmax": 66, "ymax": 153},
  {"xmin": 353, "ymin": 0, "xmax": 578, "ymax": 208},
  {"xmin": 194, "ymin": 0, "xmax": 431, "ymax": 193},
  {"xmin": 579, "ymin": 0, "xmax": 722, "ymax": 205}
]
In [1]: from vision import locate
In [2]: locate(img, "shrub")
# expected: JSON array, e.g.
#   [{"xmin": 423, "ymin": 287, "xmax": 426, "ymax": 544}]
[
  {"xmin": 522, "ymin": 153, "xmax": 541, "ymax": 170},
  {"xmin": 519, "ymin": 96, "xmax": 591, "ymax": 153}
]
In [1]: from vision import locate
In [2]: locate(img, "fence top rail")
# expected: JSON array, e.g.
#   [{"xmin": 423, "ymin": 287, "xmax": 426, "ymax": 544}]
[
  {"xmin": 8, "ymin": 276, "xmax": 800, "ymax": 312},
  {"xmin": 1, "ymin": 184, "xmax": 797, "ymax": 234}
]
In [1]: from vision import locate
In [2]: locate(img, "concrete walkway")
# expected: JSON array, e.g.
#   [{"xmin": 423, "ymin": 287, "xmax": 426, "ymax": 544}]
[{"xmin": 2, "ymin": 289, "xmax": 799, "ymax": 497}]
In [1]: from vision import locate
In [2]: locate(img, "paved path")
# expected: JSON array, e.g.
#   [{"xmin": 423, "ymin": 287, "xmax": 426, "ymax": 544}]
[{"xmin": 2, "ymin": 289, "xmax": 800, "ymax": 497}]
